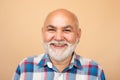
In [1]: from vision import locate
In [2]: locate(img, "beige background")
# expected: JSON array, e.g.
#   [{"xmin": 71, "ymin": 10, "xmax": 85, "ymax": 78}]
[{"xmin": 0, "ymin": 0, "xmax": 120, "ymax": 80}]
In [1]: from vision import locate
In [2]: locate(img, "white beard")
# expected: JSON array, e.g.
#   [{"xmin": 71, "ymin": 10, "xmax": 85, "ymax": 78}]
[{"xmin": 43, "ymin": 40, "xmax": 78, "ymax": 61}]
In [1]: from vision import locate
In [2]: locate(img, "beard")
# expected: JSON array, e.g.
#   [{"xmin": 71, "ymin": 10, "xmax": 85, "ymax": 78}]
[{"xmin": 43, "ymin": 40, "xmax": 78, "ymax": 61}]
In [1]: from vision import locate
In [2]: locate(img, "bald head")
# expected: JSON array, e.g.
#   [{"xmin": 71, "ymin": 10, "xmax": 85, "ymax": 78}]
[{"xmin": 44, "ymin": 9, "xmax": 79, "ymax": 28}]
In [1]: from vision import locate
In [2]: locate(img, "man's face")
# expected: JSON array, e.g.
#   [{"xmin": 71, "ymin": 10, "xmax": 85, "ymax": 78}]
[{"xmin": 42, "ymin": 10, "xmax": 81, "ymax": 61}]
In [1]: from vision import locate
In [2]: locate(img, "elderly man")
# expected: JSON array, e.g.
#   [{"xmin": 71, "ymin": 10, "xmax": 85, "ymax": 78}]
[{"xmin": 13, "ymin": 9, "xmax": 105, "ymax": 80}]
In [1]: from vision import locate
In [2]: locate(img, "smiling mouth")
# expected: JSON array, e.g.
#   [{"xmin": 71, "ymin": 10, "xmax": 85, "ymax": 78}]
[{"xmin": 50, "ymin": 43, "xmax": 67, "ymax": 49}]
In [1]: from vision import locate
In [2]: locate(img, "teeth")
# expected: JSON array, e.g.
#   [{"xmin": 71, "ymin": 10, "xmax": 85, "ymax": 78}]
[
  {"xmin": 51, "ymin": 43, "xmax": 66, "ymax": 47},
  {"xmin": 54, "ymin": 43, "xmax": 64, "ymax": 46}
]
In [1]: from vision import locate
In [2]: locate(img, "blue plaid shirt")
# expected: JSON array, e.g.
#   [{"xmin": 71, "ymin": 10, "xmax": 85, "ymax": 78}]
[{"xmin": 13, "ymin": 53, "xmax": 105, "ymax": 80}]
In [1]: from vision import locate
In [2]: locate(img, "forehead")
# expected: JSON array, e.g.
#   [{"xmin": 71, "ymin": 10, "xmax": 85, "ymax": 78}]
[{"xmin": 44, "ymin": 10, "xmax": 78, "ymax": 28}]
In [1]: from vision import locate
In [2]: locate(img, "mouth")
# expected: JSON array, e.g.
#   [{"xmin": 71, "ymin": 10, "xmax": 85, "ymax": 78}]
[{"xmin": 50, "ymin": 43, "xmax": 67, "ymax": 49}]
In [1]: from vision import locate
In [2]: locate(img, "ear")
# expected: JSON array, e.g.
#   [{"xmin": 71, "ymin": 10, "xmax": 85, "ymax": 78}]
[
  {"xmin": 41, "ymin": 27, "xmax": 44, "ymax": 38},
  {"xmin": 41, "ymin": 27, "xmax": 44, "ymax": 33},
  {"xmin": 41, "ymin": 27, "xmax": 45, "ymax": 35},
  {"xmin": 41, "ymin": 27, "xmax": 45, "ymax": 42},
  {"xmin": 77, "ymin": 28, "xmax": 81, "ymax": 40}
]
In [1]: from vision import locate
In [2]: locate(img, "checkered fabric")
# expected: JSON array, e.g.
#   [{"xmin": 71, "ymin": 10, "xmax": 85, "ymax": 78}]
[{"xmin": 13, "ymin": 53, "xmax": 105, "ymax": 80}]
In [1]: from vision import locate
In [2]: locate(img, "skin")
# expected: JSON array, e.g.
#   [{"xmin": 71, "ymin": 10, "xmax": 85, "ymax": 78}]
[{"xmin": 42, "ymin": 9, "xmax": 81, "ymax": 72}]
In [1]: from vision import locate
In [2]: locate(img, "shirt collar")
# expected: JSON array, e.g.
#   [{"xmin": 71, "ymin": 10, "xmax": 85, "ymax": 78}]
[
  {"xmin": 69, "ymin": 52, "xmax": 82, "ymax": 69},
  {"xmin": 37, "ymin": 53, "xmax": 51, "ymax": 67},
  {"xmin": 38, "ymin": 53, "xmax": 82, "ymax": 69}
]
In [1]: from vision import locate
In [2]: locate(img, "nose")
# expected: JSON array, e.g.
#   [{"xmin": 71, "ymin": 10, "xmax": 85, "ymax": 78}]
[{"xmin": 54, "ymin": 30, "xmax": 63, "ymax": 41}]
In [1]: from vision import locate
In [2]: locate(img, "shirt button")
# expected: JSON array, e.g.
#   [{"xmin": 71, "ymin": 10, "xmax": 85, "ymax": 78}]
[{"xmin": 47, "ymin": 62, "xmax": 52, "ymax": 68}]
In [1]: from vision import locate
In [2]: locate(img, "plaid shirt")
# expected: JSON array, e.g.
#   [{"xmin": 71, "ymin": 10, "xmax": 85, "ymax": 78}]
[{"xmin": 13, "ymin": 53, "xmax": 105, "ymax": 80}]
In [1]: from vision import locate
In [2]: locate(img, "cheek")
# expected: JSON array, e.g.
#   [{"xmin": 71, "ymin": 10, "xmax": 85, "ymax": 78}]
[
  {"xmin": 64, "ymin": 33, "xmax": 77, "ymax": 44},
  {"xmin": 43, "ymin": 32, "xmax": 54, "ymax": 42}
]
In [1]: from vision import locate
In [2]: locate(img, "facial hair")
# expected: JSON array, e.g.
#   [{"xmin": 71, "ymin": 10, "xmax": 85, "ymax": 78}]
[{"xmin": 43, "ymin": 40, "xmax": 78, "ymax": 61}]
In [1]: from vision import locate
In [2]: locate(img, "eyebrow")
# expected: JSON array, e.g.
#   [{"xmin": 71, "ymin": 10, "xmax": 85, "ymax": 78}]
[
  {"xmin": 64, "ymin": 25, "xmax": 73, "ymax": 29},
  {"xmin": 46, "ymin": 25, "xmax": 73, "ymax": 29},
  {"xmin": 46, "ymin": 25, "xmax": 56, "ymax": 29}
]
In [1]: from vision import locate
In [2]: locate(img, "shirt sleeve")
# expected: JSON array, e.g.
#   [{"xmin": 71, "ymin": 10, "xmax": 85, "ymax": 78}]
[
  {"xmin": 12, "ymin": 65, "xmax": 21, "ymax": 80},
  {"xmin": 99, "ymin": 70, "xmax": 106, "ymax": 80}
]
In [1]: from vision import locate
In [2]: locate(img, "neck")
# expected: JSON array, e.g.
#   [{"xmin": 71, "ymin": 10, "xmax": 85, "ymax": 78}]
[{"xmin": 50, "ymin": 54, "xmax": 73, "ymax": 72}]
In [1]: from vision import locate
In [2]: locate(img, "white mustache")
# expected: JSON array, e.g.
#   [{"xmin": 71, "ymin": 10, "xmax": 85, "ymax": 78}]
[{"xmin": 48, "ymin": 40, "xmax": 70, "ymax": 46}]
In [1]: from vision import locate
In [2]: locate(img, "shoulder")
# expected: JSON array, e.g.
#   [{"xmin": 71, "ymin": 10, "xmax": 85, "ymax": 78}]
[
  {"xmin": 75, "ymin": 54, "xmax": 105, "ymax": 79},
  {"xmin": 14, "ymin": 53, "xmax": 46, "ymax": 76},
  {"xmin": 76, "ymin": 54, "xmax": 103, "ymax": 70},
  {"xmin": 19, "ymin": 53, "xmax": 45, "ymax": 65},
  {"xmin": 13, "ymin": 53, "xmax": 46, "ymax": 79},
  {"xmin": 16, "ymin": 53, "xmax": 45, "ymax": 73}
]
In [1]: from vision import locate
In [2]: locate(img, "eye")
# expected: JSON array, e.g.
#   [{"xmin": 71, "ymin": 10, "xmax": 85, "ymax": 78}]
[
  {"xmin": 46, "ymin": 25, "xmax": 56, "ymax": 32},
  {"xmin": 47, "ymin": 28, "xmax": 56, "ymax": 32},
  {"xmin": 63, "ymin": 29, "xmax": 72, "ymax": 32}
]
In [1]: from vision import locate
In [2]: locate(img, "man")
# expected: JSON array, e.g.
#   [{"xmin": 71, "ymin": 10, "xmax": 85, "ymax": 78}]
[{"xmin": 13, "ymin": 9, "xmax": 105, "ymax": 80}]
